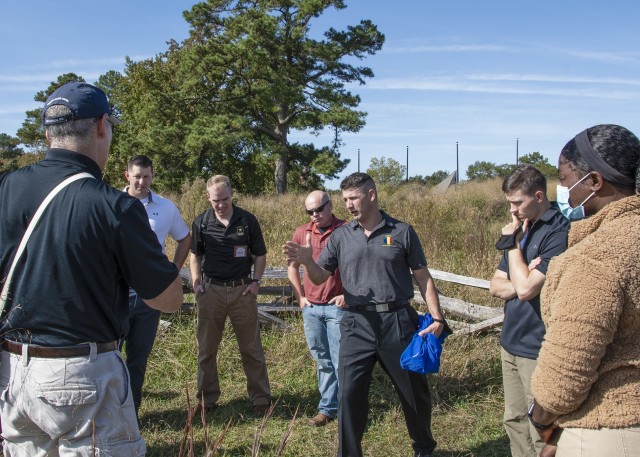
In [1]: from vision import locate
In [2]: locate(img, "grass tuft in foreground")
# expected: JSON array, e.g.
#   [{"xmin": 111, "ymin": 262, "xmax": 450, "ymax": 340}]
[{"xmin": 140, "ymin": 312, "xmax": 509, "ymax": 456}]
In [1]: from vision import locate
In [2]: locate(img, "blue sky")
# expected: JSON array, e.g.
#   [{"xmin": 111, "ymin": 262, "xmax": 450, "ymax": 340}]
[{"xmin": 2, "ymin": 1, "xmax": 639, "ymax": 186}]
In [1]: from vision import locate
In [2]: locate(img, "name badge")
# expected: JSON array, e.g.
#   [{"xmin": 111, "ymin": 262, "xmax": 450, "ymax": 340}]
[{"xmin": 234, "ymin": 245, "xmax": 248, "ymax": 257}]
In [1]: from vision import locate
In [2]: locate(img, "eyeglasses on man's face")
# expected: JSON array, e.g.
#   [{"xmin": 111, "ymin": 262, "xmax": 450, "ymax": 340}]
[{"xmin": 305, "ymin": 200, "xmax": 330, "ymax": 215}]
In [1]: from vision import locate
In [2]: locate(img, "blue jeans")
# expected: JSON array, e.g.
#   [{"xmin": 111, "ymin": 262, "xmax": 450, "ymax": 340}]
[
  {"xmin": 121, "ymin": 293, "xmax": 161, "ymax": 414},
  {"xmin": 302, "ymin": 303, "xmax": 344, "ymax": 418}
]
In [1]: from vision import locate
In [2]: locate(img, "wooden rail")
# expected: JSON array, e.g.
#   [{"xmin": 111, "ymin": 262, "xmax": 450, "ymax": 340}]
[{"xmin": 179, "ymin": 268, "xmax": 503, "ymax": 334}]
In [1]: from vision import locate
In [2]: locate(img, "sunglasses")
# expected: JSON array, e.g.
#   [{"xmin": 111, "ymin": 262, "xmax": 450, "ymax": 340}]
[{"xmin": 306, "ymin": 200, "xmax": 330, "ymax": 215}]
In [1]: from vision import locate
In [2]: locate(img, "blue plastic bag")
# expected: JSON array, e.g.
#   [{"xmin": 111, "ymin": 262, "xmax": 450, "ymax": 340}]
[{"xmin": 400, "ymin": 314, "xmax": 450, "ymax": 374}]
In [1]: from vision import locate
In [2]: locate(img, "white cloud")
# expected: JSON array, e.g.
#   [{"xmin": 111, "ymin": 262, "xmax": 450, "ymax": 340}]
[
  {"xmin": 358, "ymin": 76, "xmax": 640, "ymax": 100},
  {"xmin": 0, "ymin": 54, "xmax": 153, "ymax": 86},
  {"xmin": 0, "ymin": 104, "xmax": 36, "ymax": 116},
  {"xmin": 384, "ymin": 44, "xmax": 510, "ymax": 53},
  {"xmin": 466, "ymin": 73, "xmax": 640, "ymax": 86},
  {"xmin": 383, "ymin": 38, "xmax": 640, "ymax": 67},
  {"xmin": 551, "ymin": 48, "xmax": 640, "ymax": 65}
]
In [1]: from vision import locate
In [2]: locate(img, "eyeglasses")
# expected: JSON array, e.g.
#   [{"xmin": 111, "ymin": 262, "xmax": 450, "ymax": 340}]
[
  {"xmin": 97, "ymin": 117, "xmax": 116, "ymax": 131},
  {"xmin": 306, "ymin": 200, "xmax": 330, "ymax": 215}
]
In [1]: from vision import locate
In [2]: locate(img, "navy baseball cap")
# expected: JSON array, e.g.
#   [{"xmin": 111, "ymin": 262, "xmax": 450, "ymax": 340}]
[{"xmin": 42, "ymin": 81, "xmax": 123, "ymax": 126}]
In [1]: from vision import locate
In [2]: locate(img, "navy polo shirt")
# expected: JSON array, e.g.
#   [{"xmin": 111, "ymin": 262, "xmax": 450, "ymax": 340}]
[
  {"xmin": 317, "ymin": 211, "xmax": 428, "ymax": 306},
  {"xmin": 498, "ymin": 204, "xmax": 569, "ymax": 359},
  {"xmin": 191, "ymin": 205, "xmax": 267, "ymax": 281},
  {"xmin": 0, "ymin": 149, "xmax": 178, "ymax": 346}
]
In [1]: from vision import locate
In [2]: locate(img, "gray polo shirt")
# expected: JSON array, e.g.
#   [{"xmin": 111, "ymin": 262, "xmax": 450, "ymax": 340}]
[{"xmin": 317, "ymin": 211, "xmax": 428, "ymax": 306}]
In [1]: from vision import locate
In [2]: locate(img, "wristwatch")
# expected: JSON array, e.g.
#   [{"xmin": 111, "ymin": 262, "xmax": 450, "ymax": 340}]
[
  {"xmin": 528, "ymin": 402, "xmax": 554, "ymax": 430},
  {"xmin": 251, "ymin": 278, "xmax": 261, "ymax": 285}
]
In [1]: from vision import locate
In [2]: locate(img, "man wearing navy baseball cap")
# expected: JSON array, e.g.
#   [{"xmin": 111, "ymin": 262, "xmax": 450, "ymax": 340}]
[
  {"xmin": 42, "ymin": 81, "xmax": 123, "ymax": 127},
  {"xmin": 0, "ymin": 81, "xmax": 183, "ymax": 454}
]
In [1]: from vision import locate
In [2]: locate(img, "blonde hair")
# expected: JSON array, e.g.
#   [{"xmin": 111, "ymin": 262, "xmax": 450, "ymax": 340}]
[{"xmin": 206, "ymin": 175, "xmax": 232, "ymax": 190}]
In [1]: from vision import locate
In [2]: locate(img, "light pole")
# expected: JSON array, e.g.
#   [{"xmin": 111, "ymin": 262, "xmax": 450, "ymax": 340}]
[
  {"xmin": 357, "ymin": 149, "xmax": 360, "ymax": 172},
  {"xmin": 516, "ymin": 138, "xmax": 519, "ymax": 165},
  {"xmin": 406, "ymin": 145, "xmax": 409, "ymax": 182},
  {"xmin": 456, "ymin": 142, "xmax": 459, "ymax": 184}
]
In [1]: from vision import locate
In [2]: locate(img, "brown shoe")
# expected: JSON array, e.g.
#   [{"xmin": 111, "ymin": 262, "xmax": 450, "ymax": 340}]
[
  {"xmin": 194, "ymin": 403, "xmax": 217, "ymax": 415},
  {"xmin": 252, "ymin": 403, "xmax": 270, "ymax": 415},
  {"xmin": 307, "ymin": 413, "xmax": 334, "ymax": 427}
]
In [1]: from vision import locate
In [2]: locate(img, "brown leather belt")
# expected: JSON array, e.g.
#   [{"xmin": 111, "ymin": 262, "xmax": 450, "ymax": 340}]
[
  {"xmin": 2, "ymin": 340, "xmax": 118, "ymax": 358},
  {"xmin": 348, "ymin": 302, "xmax": 407, "ymax": 313},
  {"xmin": 203, "ymin": 275, "xmax": 252, "ymax": 288}
]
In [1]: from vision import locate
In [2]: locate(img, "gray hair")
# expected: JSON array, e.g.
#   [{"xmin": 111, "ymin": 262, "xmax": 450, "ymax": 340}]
[{"xmin": 44, "ymin": 105, "xmax": 97, "ymax": 140}]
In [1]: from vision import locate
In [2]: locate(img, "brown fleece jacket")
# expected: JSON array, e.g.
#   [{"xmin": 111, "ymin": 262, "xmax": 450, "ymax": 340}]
[{"xmin": 531, "ymin": 195, "xmax": 640, "ymax": 429}]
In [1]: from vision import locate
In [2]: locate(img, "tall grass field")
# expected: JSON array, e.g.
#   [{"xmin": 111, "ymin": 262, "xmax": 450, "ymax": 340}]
[{"xmin": 143, "ymin": 178, "xmax": 550, "ymax": 456}]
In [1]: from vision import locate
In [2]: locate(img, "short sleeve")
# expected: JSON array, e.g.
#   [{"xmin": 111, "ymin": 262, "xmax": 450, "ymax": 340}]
[
  {"xmin": 405, "ymin": 225, "xmax": 428, "ymax": 270},
  {"xmin": 116, "ymin": 200, "xmax": 178, "ymax": 299},
  {"xmin": 247, "ymin": 213, "xmax": 267, "ymax": 256},
  {"xmin": 168, "ymin": 202, "xmax": 190, "ymax": 242},
  {"xmin": 317, "ymin": 232, "xmax": 339, "ymax": 274},
  {"xmin": 534, "ymin": 228, "xmax": 568, "ymax": 276},
  {"xmin": 190, "ymin": 212, "xmax": 206, "ymax": 255}
]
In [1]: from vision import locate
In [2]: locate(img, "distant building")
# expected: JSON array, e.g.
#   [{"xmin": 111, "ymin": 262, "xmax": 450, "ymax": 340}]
[{"xmin": 431, "ymin": 171, "xmax": 457, "ymax": 194}]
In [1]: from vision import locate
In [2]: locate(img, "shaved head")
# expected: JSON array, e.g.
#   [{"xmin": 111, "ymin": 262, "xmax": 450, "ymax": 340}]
[{"xmin": 305, "ymin": 190, "xmax": 329, "ymax": 207}]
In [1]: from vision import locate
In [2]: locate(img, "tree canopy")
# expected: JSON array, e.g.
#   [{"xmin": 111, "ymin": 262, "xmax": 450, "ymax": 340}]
[
  {"xmin": 0, "ymin": 133, "xmax": 24, "ymax": 173},
  {"xmin": 367, "ymin": 156, "xmax": 406, "ymax": 184},
  {"xmin": 109, "ymin": 0, "xmax": 384, "ymax": 194},
  {"xmin": 466, "ymin": 152, "xmax": 557, "ymax": 181},
  {"xmin": 407, "ymin": 170, "xmax": 451, "ymax": 187},
  {"xmin": 518, "ymin": 151, "xmax": 558, "ymax": 177}
]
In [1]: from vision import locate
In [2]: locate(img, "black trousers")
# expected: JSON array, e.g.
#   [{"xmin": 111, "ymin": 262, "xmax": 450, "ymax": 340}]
[{"xmin": 337, "ymin": 305, "xmax": 437, "ymax": 457}]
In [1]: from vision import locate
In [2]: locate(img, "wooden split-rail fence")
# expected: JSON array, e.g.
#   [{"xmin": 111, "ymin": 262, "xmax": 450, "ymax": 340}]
[{"xmin": 178, "ymin": 268, "xmax": 503, "ymax": 336}]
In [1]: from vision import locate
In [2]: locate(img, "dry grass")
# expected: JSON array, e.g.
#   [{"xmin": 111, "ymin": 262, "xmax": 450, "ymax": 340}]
[{"xmin": 148, "ymin": 179, "xmax": 519, "ymax": 456}]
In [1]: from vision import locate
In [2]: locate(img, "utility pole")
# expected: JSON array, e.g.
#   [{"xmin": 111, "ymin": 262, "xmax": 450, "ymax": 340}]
[
  {"xmin": 357, "ymin": 149, "xmax": 360, "ymax": 172},
  {"xmin": 456, "ymin": 142, "xmax": 459, "ymax": 184},
  {"xmin": 406, "ymin": 145, "xmax": 409, "ymax": 182},
  {"xmin": 516, "ymin": 138, "xmax": 519, "ymax": 165}
]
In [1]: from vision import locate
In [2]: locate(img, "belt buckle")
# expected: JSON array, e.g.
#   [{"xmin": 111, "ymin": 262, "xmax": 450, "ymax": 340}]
[{"xmin": 376, "ymin": 303, "xmax": 390, "ymax": 312}]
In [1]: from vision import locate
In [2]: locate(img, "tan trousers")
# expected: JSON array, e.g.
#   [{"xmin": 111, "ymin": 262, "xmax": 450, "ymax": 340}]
[
  {"xmin": 196, "ymin": 282, "xmax": 271, "ymax": 407},
  {"xmin": 557, "ymin": 426, "xmax": 640, "ymax": 456},
  {"xmin": 0, "ymin": 349, "xmax": 145, "ymax": 456},
  {"xmin": 501, "ymin": 348, "xmax": 545, "ymax": 457}
]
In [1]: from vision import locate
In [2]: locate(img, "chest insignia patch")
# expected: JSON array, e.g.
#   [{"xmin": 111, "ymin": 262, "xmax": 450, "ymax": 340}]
[
  {"xmin": 383, "ymin": 235, "xmax": 393, "ymax": 246},
  {"xmin": 236, "ymin": 226, "xmax": 245, "ymax": 236}
]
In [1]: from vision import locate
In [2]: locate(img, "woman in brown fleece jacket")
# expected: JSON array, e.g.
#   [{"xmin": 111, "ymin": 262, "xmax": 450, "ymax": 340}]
[{"xmin": 529, "ymin": 124, "xmax": 640, "ymax": 457}]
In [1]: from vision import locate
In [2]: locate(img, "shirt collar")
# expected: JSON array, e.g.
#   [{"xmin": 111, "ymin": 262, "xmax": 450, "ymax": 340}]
[
  {"xmin": 225, "ymin": 204, "xmax": 241, "ymax": 225},
  {"xmin": 45, "ymin": 148, "xmax": 103, "ymax": 180},
  {"xmin": 122, "ymin": 187, "xmax": 155, "ymax": 203},
  {"xmin": 310, "ymin": 215, "xmax": 340, "ymax": 233},
  {"xmin": 539, "ymin": 204, "xmax": 560, "ymax": 223},
  {"xmin": 349, "ymin": 210, "xmax": 394, "ymax": 231}
]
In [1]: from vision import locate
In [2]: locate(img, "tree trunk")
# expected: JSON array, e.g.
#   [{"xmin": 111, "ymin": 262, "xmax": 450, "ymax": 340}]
[
  {"xmin": 274, "ymin": 117, "xmax": 289, "ymax": 194},
  {"xmin": 275, "ymin": 149, "xmax": 288, "ymax": 195}
]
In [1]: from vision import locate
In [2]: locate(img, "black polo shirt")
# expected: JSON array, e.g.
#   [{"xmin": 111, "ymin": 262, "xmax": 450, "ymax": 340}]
[
  {"xmin": 0, "ymin": 149, "xmax": 178, "ymax": 346},
  {"xmin": 191, "ymin": 205, "xmax": 267, "ymax": 281},
  {"xmin": 498, "ymin": 204, "xmax": 569, "ymax": 359},
  {"xmin": 317, "ymin": 211, "xmax": 428, "ymax": 306}
]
